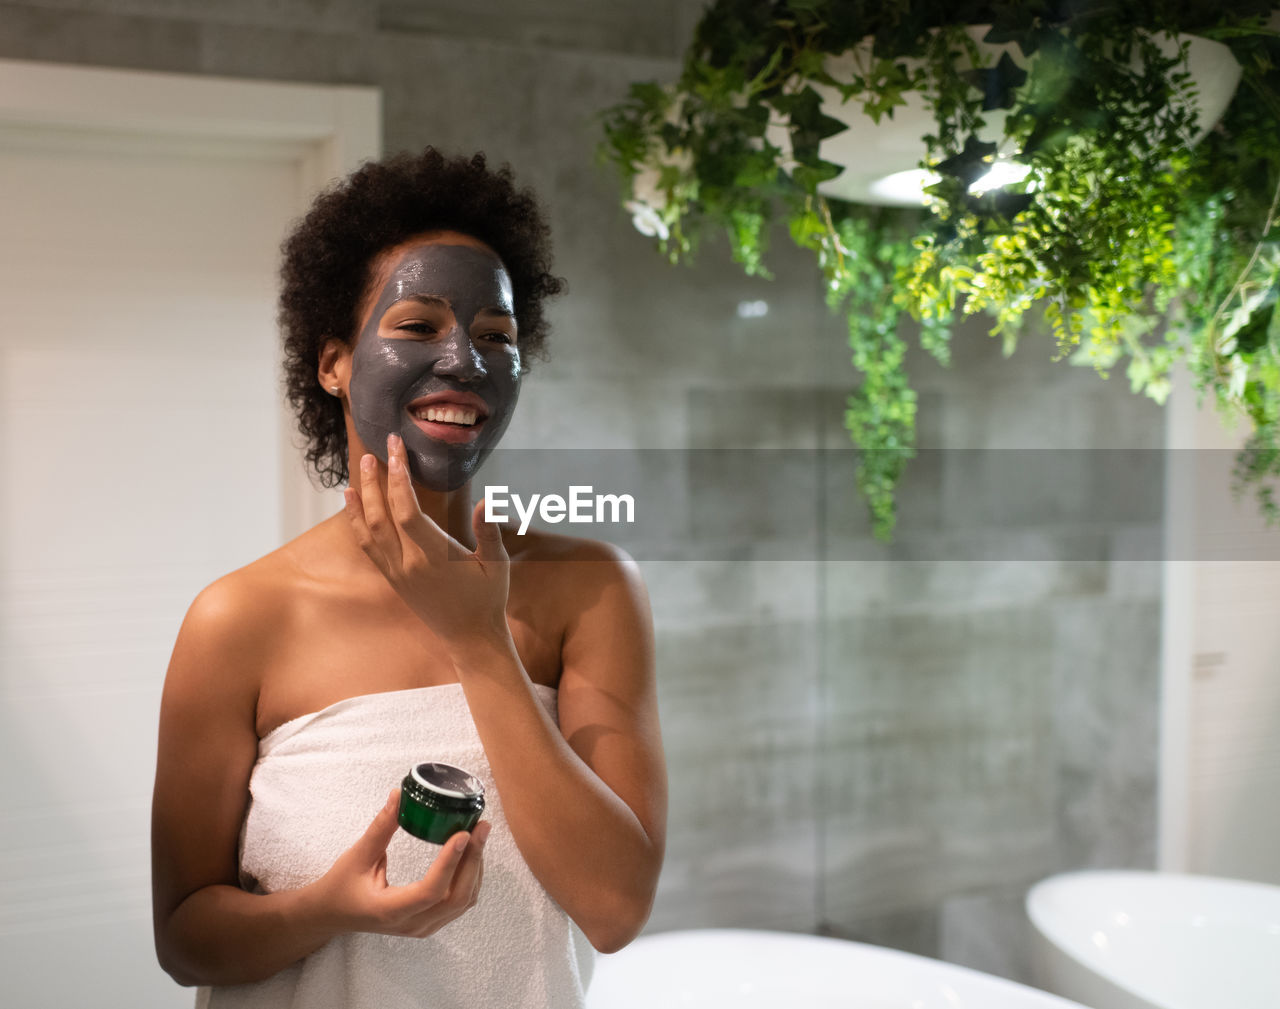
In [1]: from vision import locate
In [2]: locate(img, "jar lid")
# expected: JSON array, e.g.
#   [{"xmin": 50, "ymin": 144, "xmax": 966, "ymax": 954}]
[{"xmin": 410, "ymin": 762, "xmax": 484, "ymax": 800}]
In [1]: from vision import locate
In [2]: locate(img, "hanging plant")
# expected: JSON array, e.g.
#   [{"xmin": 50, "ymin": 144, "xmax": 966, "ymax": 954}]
[{"xmin": 597, "ymin": 0, "xmax": 1280, "ymax": 539}]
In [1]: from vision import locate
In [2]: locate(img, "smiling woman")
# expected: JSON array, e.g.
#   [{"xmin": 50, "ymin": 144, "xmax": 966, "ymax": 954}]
[
  {"xmin": 150, "ymin": 148, "xmax": 667, "ymax": 1009},
  {"xmin": 341, "ymin": 236, "xmax": 521, "ymax": 488}
]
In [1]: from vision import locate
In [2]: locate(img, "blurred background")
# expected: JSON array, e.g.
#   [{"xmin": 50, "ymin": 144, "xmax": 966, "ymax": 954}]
[{"xmin": 0, "ymin": 2, "xmax": 1276, "ymax": 1006}]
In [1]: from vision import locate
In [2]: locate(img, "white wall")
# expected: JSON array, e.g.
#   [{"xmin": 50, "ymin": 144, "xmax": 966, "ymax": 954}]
[{"xmin": 0, "ymin": 61, "xmax": 377, "ymax": 1008}]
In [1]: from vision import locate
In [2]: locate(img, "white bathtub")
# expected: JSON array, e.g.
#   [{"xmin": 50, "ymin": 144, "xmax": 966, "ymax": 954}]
[
  {"xmin": 1026, "ymin": 870, "xmax": 1280, "ymax": 1009},
  {"xmin": 586, "ymin": 928, "xmax": 1096, "ymax": 1009}
]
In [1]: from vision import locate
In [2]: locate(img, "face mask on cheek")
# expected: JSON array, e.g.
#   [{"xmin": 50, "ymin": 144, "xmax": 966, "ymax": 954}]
[{"xmin": 348, "ymin": 244, "xmax": 522, "ymax": 492}]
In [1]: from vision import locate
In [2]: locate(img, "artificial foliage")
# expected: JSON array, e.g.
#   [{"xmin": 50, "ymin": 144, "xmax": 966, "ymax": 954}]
[{"xmin": 598, "ymin": 0, "xmax": 1280, "ymax": 538}]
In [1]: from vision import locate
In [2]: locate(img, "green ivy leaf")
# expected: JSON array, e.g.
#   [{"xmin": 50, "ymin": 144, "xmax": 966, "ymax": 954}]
[
  {"xmin": 981, "ymin": 16, "xmax": 1048, "ymax": 59},
  {"xmin": 934, "ymin": 134, "xmax": 998, "ymax": 188},
  {"xmin": 1234, "ymin": 289, "xmax": 1279, "ymax": 355},
  {"xmin": 771, "ymin": 85, "xmax": 849, "ymax": 156},
  {"xmin": 792, "ymin": 159, "xmax": 844, "ymax": 191},
  {"xmin": 969, "ymin": 51, "xmax": 1030, "ymax": 111}
]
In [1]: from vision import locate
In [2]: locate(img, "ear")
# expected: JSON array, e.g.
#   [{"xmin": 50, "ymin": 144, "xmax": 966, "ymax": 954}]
[{"xmin": 318, "ymin": 337, "xmax": 352, "ymax": 398}]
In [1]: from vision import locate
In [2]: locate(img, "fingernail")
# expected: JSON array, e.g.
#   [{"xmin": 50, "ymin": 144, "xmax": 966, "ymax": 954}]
[
  {"xmin": 453, "ymin": 833, "xmax": 470, "ymax": 854},
  {"xmin": 387, "ymin": 433, "xmax": 401, "ymax": 452},
  {"xmin": 361, "ymin": 454, "xmax": 374, "ymax": 472},
  {"xmin": 389, "ymin": 454, "xmax": 402, "ymax": 472}
]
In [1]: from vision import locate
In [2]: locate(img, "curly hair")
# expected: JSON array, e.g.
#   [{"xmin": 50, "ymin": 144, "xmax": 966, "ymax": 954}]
[{"xmin": 279, "ymin": 148, "xmax": 565, "ymax": 488}]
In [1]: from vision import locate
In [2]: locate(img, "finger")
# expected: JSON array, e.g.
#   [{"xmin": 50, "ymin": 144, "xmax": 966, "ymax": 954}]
[
  {"xmin": 443, "ymin": 821, "xmax": 489, "ymax": 905},
  {"xmin": 449, "ymin": 822, "xmax": 490, "ymax": 906},
  {"xmin": 343, "ymin": 486, "xmax": 385, "ymax": 566},
  {"xmin": 405, "ymin": 824, "xmax": 490, "ymax": 932},
  {"xmin": 385, "ymin": 434, "xmax": 430, "ymax": 558},
  {"xmin": 472, "ymin": 499, "xmax": 508, "ymax": 565},
  {"xmin": 345, "ymin": 458, "xmax": 386, "ymax": 567},
  {"xmin": 384, "ymin": 434, "xmax": 475, "ymax": 564},
  {"xmin": 351, "ymin": 789, "xmax": 402, "ymax": 866},
  {"xmin": 359, "ymin": 451, "xmax": 403, "ymax": 568},
  {"xmin": 379, "ymin": 829, "xmax": 471, "ymax": 921}
]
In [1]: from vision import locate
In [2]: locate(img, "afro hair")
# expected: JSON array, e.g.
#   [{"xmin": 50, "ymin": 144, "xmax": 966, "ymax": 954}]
[{"xmin": 279, "ymin": 148, "xmax": 565, "ymax": 488}]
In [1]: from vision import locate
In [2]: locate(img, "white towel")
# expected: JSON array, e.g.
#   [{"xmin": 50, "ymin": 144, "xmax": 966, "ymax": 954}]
[{"xmin": 196, "ymin": 683, "xmax": 594, "ymax": 1009}]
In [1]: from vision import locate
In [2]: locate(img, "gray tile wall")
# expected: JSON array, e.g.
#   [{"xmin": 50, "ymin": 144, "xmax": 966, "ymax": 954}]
[{"xmin": 0, "ymin": 0, "xmax": 1164, "ymax": 986}]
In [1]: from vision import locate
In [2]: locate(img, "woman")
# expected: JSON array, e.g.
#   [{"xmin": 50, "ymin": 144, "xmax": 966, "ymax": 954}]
[{"xmin": 151, "ymin": 149, "xmax": 667, "ymax": 1008}]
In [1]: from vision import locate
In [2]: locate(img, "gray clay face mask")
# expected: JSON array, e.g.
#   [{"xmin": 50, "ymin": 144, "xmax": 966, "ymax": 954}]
[{"xmin": 349, "ymin": 242, "xmax": 521, "ymax": 491}]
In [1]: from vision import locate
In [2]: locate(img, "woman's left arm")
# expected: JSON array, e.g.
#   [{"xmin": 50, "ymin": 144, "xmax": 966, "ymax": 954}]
[
  {"xmin": 445, "ymin": 544, "xmax": 666, "ymax": 953},
  {"xmin": 344, "ymin": 439, "xmax": 666, "ymax": 953}
]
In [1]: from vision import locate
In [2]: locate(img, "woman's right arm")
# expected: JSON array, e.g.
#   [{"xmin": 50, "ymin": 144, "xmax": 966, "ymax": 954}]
[{"xmin": 151, "ymin": 576, "xmax": 489, "ymax": 988}]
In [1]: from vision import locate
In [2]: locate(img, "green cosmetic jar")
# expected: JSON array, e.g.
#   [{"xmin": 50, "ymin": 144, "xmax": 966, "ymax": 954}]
[{"xmin": 397, "ymin": 762, "xmax": 486, "ymax": 844}]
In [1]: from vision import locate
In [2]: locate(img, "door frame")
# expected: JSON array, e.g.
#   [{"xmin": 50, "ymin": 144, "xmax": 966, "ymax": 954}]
[
  {"xmin": 0, "ymin": 57, "xmax": 380, "ymax": 539},
  {"xmin": 1159, "ymin": 366, "xmax": 1196, "ymax": 872}
]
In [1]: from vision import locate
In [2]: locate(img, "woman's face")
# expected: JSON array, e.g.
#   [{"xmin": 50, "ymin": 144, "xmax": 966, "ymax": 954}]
[{"xmin": 348, "ymin": 232, "xmax": 521, "ymax": 491}]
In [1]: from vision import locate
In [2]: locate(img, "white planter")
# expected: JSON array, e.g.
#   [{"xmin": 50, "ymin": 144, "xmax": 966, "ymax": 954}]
[
  {"xmin": 765, "ymin": 27, "xmax": 1241, "ymax": 206},
  {"xmin": 1026, "ymin": 870, "xmax": 1280, "ymax": 1009}
]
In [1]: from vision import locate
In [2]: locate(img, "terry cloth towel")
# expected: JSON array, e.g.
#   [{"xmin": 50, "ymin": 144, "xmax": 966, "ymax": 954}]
[{"xmin": 196, "ymin": 683, "xmax": 594, "ymax": 1009}]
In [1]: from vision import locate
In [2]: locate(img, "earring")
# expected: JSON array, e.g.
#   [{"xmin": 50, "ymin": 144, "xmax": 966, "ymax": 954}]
[{"xmin": 329, "ymin": 385, "xmax": 341, "ymax": 395}]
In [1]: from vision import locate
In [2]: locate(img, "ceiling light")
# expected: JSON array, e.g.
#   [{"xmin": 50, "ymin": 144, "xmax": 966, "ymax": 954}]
[
  {"xmin": 969, "ymin": 160, "xmax": 1032, "ymax": 194},
  {"xmin": 866, "ymin": 168, "xmax": 938, "ymax": 206}
]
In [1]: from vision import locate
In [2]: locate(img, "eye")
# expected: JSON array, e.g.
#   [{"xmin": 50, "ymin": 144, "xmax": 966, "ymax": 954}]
[
  {"xmin": 396, "ymin": 322, "xmax": 436, "ymax": 336},
  {"xmin": 482, "ymin": 331, "xmax": 515, "ymax": 345}
]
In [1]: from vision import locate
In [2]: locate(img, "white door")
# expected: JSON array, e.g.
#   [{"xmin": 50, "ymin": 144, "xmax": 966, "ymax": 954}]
[
  {"xmin": 1161, "ymin": 368, "xmax": 1280, "ymax": 884},
  {"xmin": 0, "ymin": 62, "xmax": 377, "ymax": 1008}
]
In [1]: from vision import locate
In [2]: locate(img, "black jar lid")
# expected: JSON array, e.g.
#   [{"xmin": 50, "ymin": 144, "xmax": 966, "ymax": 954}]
[{"xmin": 404, "ymin": 762, "xmax": 485, "ymax": 812}]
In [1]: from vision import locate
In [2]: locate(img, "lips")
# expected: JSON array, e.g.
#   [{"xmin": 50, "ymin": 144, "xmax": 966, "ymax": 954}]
[{"xmin": 405, "ymin": 391, "xmax": 490, "ymax": 445}]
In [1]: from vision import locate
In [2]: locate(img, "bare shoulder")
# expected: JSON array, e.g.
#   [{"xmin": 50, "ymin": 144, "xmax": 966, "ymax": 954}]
[
  {"xmin": 506, "ymin": 529, "xmax": 653, "ymax": 681},
  {"xmin": 165, "ymin": 546, "xmax": 300, "ymax": 705},
  {"xmin": 504, "ymin": 527, "xmax": 648, "ymax": 602},
  {"xmin": 187, "ymin": 553, "xmax": 292, "ymax": 643}
]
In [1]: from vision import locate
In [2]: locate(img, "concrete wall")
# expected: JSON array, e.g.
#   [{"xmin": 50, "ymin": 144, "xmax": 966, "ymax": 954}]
[{"xmin": 0, "ymin": 0, "xmax": 1163, "ymax": 985}]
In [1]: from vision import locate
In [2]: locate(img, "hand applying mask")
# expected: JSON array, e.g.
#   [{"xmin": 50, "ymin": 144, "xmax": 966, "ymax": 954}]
[{"xmin": 348, "ymin": 242, "xmax": 522, "ymax": 491}]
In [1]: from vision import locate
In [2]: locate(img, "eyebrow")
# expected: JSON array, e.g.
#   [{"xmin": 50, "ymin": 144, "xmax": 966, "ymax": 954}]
[{"xmin": 395, "ymin": 293, "xmax": 515, "ymax": 318}]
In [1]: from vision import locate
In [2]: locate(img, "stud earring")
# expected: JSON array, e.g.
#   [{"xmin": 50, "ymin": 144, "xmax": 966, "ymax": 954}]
[{"xmin": 329, "ymin": 385, "xmax": 341, "ymax": 395}]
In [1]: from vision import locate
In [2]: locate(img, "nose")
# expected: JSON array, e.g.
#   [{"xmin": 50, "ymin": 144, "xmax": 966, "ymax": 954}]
[{"xmin": 432, "ymin": 324, "xmax": 486, "ymax": 382}]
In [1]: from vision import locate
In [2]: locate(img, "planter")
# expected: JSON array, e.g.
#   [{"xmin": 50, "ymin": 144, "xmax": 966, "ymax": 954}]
[
  {"xmin": 600, "ymin": 2, "xmax": 1280, "ymax": 538},
  {"xmin": 765, "ymin": 27, "xmax": 1242, "ymax": 206}
]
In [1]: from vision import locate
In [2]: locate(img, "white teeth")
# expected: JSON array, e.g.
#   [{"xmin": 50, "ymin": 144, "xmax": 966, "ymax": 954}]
[{"xmin": 416, "ymin": 405, "xmax": 478, "ymax": 426}]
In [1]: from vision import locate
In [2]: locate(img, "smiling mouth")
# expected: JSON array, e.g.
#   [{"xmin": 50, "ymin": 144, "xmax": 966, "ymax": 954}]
[
  {"xmin": 411, "ymin": 404, "xmax": 479, "ymax": 426},
  {"xmin": 406, "ymin": 404, "xmax": 487, "ymax": 445}
]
